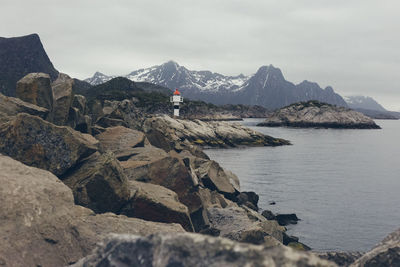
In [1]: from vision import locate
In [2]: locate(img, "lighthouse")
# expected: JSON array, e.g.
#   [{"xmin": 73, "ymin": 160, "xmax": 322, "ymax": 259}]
[{"xmin": 170, "ymin": 88, "xmax": 183, "ymax": 117}]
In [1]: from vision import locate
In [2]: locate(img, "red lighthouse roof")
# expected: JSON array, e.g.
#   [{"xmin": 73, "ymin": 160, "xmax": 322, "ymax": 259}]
[{"xmin": 173, "ymin": 88, "xmax": 181, "ymax": 95}]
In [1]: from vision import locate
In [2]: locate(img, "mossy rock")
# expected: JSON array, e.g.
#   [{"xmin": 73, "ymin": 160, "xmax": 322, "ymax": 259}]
[{"xmin": 288, "ymin": 242, "xmax": 311, "ymax": 251}]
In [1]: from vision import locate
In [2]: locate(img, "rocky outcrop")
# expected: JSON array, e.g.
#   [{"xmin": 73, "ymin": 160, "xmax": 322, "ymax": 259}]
[
  {"xmin": 120, "ymin": 181, "xmax": 194, "ymax": 231},
  {"xmin": 16, "ymin": 72, "xmax": 54, "ymax": 110},
  {"xmin": 0, "ymin": 113, "xmax": 98, "ymax": 176},
  {"xmin": 350, "ymin": 228, "xmax": 400, "ymax": 267},
  {"xmin": 72, "ymin": 233, "xmax": 337, "ymax": 267},
  {"xmin": 61, "ymin": 152, "xmax": 131, "ymax": 214},
  {"xmin": 144, "ymin": 115, "xmax": 290, "ymax": 149},
  {"xmin": 257, "ymin": 101, "xmax": 381, "ymax": 129},
  {"xmin": 0, "ymin": 154, "xmax": 184, "ymax": 267}
]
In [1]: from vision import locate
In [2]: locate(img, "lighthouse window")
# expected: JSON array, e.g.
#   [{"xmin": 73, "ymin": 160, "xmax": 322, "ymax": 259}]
[{"xmin": 174, "ymin": 105, "xmax": 179, "ymax": 109}]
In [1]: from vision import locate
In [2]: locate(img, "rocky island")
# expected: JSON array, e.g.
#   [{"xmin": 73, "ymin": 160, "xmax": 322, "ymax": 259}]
[{"xmin": 257, "ymin": 100, "xmax": 381, "ymax": 129}]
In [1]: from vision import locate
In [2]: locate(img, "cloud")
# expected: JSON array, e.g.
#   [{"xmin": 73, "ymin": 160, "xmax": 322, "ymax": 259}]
[{"xmin": 0, "ymin": 0, "xmax": 399, "ymax": 109}]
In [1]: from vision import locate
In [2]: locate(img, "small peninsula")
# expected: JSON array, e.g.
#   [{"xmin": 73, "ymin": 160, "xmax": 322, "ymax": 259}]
[{"xmin": 257, "ymin": 101, "xmax": 381, "ymax": 129}]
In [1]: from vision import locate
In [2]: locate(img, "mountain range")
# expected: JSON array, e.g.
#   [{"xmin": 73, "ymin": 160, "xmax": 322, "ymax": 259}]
[
  {"xmin": 0, "ymin": 33, "xmax": 393, "ymax": 116},
  {"xmin": 85, "ymin": 61, "xmax": 347, "ymax": 109}
]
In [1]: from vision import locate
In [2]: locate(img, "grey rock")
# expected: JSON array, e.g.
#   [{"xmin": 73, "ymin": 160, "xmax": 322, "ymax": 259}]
[
  {"xmin": 0, "ymin": 113, "xmax": 98, "ymax": 176},
  {"xmin": 95, "ymin": 126, "xmax": 145, "ymax": 160},
  {"xmin": 52, "ymin": 73, "xmax": 74, "ymax": 125},
  {"xmin": 72, "ymin": 233, "xmax": 337, "ymax": 267},
  {"xmin": 207, "ymin": 206, "xmax": 285, "ymax": 245},
  {"xmin": 120, "ymin": 180, "xmax": 194, "ymax": 231},
  {"xmin": 0, "ymin": 92, "xmax": 49, "ymax": 119},
  {"xmin": 261, "ymin": 210, "xmax": 276, "ymax": 220},
  {"xmin": 16, "ymin": 72, "xmax": 53, "ymax": 110},
  {"xmin": 62, "ymin": 151, "xmax": 131, "ymax": 214},
  {"xmin": 0, "ymin": 154, "xmax": 184, "ymax": 267}
]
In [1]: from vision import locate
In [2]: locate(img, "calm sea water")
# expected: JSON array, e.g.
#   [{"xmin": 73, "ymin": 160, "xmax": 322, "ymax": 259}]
[{"xmin": 205, "ymin": 118, "xmax": 400, "ymax": 252}]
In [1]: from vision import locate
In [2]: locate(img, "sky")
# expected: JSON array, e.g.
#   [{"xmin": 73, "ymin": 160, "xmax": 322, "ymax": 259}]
[{"xmin": 1, "ymin": 0, "xmax": 399, "ymax": 110}]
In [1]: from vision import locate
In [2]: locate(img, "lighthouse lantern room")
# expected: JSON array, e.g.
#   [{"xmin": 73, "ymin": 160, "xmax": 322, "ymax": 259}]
[{"xmin": 170, "ymin": 89, "xmax": 183, "ymax": 117}]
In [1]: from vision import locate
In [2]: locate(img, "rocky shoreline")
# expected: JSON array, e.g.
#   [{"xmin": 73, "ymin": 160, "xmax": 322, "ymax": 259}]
[
  {"xmin": 0, "ymin": 74, "xmax": 398, "ymax": 266},
  {"xmin": 257, "ymin": 100, "xmax": 381, "ymax": 129}
]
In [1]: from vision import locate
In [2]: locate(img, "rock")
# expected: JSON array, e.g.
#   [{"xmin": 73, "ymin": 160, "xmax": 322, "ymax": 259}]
[
  {"xmin": 276, "ymin": 213, "xmax": 300, "ymax": 226},
  {"xmin": 288, "ymin": 242, "xmax": 312, "ymax": 251},
  {"xmin": 120, "ymin": 146, "xmax": 169, "ymax": 180},
  {"xmin": 143, "ymin": 115, "xmax": 290, "ymax": 149},
  {"xmin": 0, "ymin": 92, "xmax": 49, "ymax": 119},
  {"xmin": 236, "ymin": 191, "xmax": 259, "ymax": 211},
  {"xmin": 62, "ymin": 151, "xmax": 130, "ymax": 214},
  {"xmin": 124, "ymin": 153, "xmax": 203, "ymax": 214},
  {"xmin": 0, "ymin": 154, "xmax": 184, "ymax": 267},
  {"xmin": 96, "ymin": 116, "xmax": 129, "ymax": 128},
  {"xmin": 207, "ymin": 206, "xmax": 285, "ymax": 245},
  {"xmin": 72, "ymin": 94, "xmax": 87, "ymax": 114},
  {"xmin": 0, "ymin": 113, "xmax": 98, "ymax": 176},
  {"xmin": 225, "ymin": 168, "xmax": 240, "ymax": 191},
  {"xmin": 269, "ymin": 201, "xmax": 276, "ymax": 205},
  {"xmin": 283, "ymin": 233, "xmax": 299, "ymax": 245},
  {"xmin": 16, "ymin": 72, "xmax": 53, "ymax": 110},
  {"xmin": 196, "ymin": 160, "xmax": 237, "ymax": 199},
  {"xmin": 72, "ymin": 233, "xmax": 336, "ymax": 267},
  {"xmin": 257, "ymin": 100, "xmax": 381, "ymax": 129},
  {"xmin": 262, "ymin": 210, "xmax": 276, "ymax": 220},
  {"xmin": 120, "ymin": 181, "xmax": 194, "ymax": 231},
  {"xmin": 315, "ymin": 252, "xmax": 363, "ymax": 266},
  {"xmin": 52, "ymin": 73, "xmax": 74, "ymax": 125},
  {"xmin": 350, "ymin": 228, "xmax": 400, "ymax": 267},
  {"xmin": 95, "ymin": 126, "xmax": 145, "ymax": 160}
]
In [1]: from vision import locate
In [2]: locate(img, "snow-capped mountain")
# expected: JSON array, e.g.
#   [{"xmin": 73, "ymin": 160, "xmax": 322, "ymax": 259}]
[
  {"xmin": 344, "ymin": 96, "xmax": 387, "ymax": 112},
  {"xmin": 85, "ymin": 61, "xmax": 347, "ymax": 109},
  {"xmin": 84, "ymin": 71, "xmax": 116, "ymax": 86}
]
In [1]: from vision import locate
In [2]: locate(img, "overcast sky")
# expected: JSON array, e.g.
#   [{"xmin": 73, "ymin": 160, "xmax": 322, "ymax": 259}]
[{"xmin": 1, "ymin": 0, "xmax": 399, "ymax": 110}]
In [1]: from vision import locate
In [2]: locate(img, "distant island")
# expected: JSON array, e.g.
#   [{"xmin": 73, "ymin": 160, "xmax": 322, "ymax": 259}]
[{"xmin": 257, "ymin": 100, "xmax": 381, "ymax": 129}]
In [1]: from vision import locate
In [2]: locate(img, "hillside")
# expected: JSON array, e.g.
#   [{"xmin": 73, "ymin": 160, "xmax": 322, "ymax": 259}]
[{"xmin": 0, "ymin": 34, "xmax": 58, "ymax": 96}]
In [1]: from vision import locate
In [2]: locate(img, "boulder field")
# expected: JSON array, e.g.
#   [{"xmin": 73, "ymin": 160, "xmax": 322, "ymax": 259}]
[{"xmin": 0, "ymin": 73, "xmax": 397, "ymax": 266}]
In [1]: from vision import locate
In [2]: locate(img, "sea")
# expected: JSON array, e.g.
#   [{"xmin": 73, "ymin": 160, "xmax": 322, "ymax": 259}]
[{"xmin": 205, "ymin": 118, "xmax": 400, "ymax": 252}]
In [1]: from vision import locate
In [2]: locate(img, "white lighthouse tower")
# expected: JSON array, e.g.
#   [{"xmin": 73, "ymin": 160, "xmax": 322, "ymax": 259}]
[{"xmin": 170, "ymin": 88, "xmax": 183, "ymax": 117}]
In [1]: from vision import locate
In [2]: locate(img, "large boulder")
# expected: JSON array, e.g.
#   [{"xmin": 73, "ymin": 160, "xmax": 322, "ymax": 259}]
[
  {"xmin": 195, "ymin": 159, "xmax": 237, "ymax": 199},
  {"xmin": 0, "ymin": 113, "xmax": 98, "ymax": 176},
  {"xmin": 0, "ymin": 154, "xmax": 184, "ymax": 267},
  {"xmin": 72, "ymin": 233, "xmax": 337, "ymax": 267},
  {"xmin": 207, "ymin": 206, "xmax": 285, "ymax": 245},
  {"xmin": 120, "ymin": 181, "xmax": 194, "ymax": 231},
  {"xmin": 16, "ymin": 72, "xmax": 53, "ymax": 110},
  {"xmin": 0, "ymin": 92, "xmax": 49, "ymax": 119},
  {"xmin": 120, "ymin": 146, "xmax": 169, "ymax": 181},
  {"xmin": 52, "ymin": 73, "xmax": 74, "ymax": 125},
  {"xmin": 95, "ymin": 126, "xmax": 145, "ymax": 160},
  {"xmin": 62, "ymin": 152, "xmax": 130, "ymax": 214},
  {"xmin": 350, "ymin": 228, "xmax": 400, "ymax": 266}
]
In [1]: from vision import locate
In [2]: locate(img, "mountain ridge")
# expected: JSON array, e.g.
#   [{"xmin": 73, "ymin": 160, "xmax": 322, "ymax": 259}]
[{"xmin": 85, "ymin": 61, "xmax": 348, "ymax": 109}]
